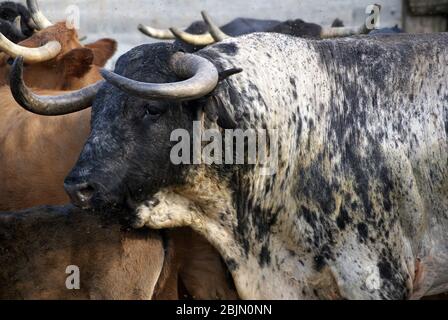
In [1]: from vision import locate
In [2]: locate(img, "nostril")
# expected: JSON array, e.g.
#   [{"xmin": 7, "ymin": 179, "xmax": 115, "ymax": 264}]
[
  {"xmin": 76, "ymin": 183, "xmax": 95, "ymax": 203},
  {"xmin": 64, "ymin": 181, "xmax": 96, "ymax": 208}
]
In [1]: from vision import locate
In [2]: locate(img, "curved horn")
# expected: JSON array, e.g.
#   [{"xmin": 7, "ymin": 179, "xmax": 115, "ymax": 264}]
[
  {"xmin": 0, "ymin": 33, "xmax": 61, "ymax": 63},
  {"xmin": 101, "ymin": 52, "xmax": 219, "ymax": 101},
  {"xmin": 26, "ymin": 0, "xmax": 53, "ymax": 30},
  {"xmin": 169, "ymin": 27, "xmax": 215, "ymax": 46},
  {"xmin": 10, "ymin": 56, "xmax": 102, "ymax": 115},
  {"xmin": 201, "ymin": 11, "xmax": 230, "ymax": 42},
  {"xmin": 320, "ymin": 24, "xmax": 369, "ymax": 38},
  {"xmin": 138, "ymin": 24, "xmax": 175, "ymax": 40}
]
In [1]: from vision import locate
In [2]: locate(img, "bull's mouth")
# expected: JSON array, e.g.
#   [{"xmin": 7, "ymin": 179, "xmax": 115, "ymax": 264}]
[
  {"xmin": 66, "ymin": 191, "xmax": 145, "ymax": 229},
  {"xmin": 65, "ymin": 178, "xmax": 161, "ymax": 228}
]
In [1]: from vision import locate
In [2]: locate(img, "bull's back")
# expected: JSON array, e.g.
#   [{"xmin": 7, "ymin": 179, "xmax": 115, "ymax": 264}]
[
  {"xmin": 214, "ymin": 32, "xmax": 447, "ymax": 201},
  {"xmin": 314, "ymin": 33, "xmax": 448, "ymax": 226}
]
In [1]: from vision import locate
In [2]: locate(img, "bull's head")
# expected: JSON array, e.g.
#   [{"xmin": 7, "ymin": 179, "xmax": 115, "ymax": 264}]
[{"xmin": 9, "ymin": 43, "xmax": 241, "ymax": 226}]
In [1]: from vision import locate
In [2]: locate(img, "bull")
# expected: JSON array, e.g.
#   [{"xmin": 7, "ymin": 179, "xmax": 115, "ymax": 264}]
[
  {"xmin": 11, "ymin": 31, "xmax": 447, "ymax": 299},
  {"xmin": 0, "ymin": 1, "xmax": 35, "ymax": 43},
  {"xmin": 0, "ymin": 17, "xmax": 24, "ymax": 43},
  {"xmin": 140, "ymin": 11, "xmax": 369, "ymax": 52}
]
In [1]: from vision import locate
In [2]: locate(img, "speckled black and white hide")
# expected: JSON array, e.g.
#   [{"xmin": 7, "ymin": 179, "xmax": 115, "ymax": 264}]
[
  {"xmin": 136, "ymin": 33, "xmax": 448, "ymax": 300},
  {"xmin": 67, "ymin": 33, "xmax": 448, "ymax": 300}
]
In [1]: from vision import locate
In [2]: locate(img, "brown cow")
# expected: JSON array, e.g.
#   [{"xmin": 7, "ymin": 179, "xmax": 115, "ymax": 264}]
[
  {"xmin": 0, "ymin": 205, "xmax": 165, "ymax": 299},
  {"xmin": 0, "ymin": 205, "xmax": 237, "ymax": 300}
]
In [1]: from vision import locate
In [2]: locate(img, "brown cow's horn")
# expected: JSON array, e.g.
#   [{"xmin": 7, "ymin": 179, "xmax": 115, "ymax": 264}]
[
  {"xmin": 201, "ymin": 11, "xmax": 230, "ymax": 42},
  {"xmin": 101, "ymin": 52, "xmax": 219, "ymax": 101},
  {"xmin": 26, "ymin": 0, "xmax": 53, "ymax": 30},
  {"xmin": 169, "ymin": 27, "xmax": 215, "ymax": 46},
  {"xmin": 10, "ymin": 56, "xmax": 102, "ymax": 115},
  {"xmin": 0, "ymin": 33, "xmax": 61, "ymax": 63},
  {"xmin": 138, "ymin": 24, "xmax": 176, "ymax": 40}
]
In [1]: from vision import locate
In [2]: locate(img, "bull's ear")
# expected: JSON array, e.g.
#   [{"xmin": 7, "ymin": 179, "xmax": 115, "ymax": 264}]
[
  {"xmin": 204, "ymin": 95, "xmax": 237, "ymax": 129},
  {"xmin": 202, "ymin": 68, "xmax": 242, "ymax": 129},
  {"xmin": 85, "ymin": 38, "xmax": 117, "ymax": 67},
  {"xmin": 218, "ymin": 68, "xmax": 243, "ymax": 82},
  {"xmin": 60, "ymin": 47, "xmax": 94, "ymax": 78}
]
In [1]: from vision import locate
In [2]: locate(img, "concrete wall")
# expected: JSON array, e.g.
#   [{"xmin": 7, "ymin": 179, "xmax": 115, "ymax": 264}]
[{"xmin": 18, "ymin": 0, "xmax": 403, "ymax": 67}]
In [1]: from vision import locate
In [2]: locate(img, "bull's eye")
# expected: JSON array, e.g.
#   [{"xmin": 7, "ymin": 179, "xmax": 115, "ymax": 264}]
[{"xmin": 143, "ymin": 105, "xmax": 165, "ymax": 120}]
